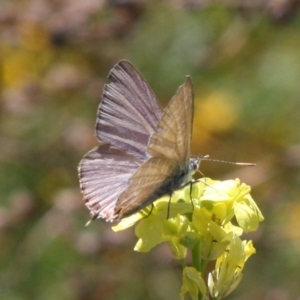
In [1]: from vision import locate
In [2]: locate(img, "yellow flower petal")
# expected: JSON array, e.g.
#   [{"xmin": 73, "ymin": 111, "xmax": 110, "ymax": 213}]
[
  {"xmin": 208, "ymin": 234, "xmax": 256, "ymax": 298},
  {"xmin": 180, "ymin": 267, "xmax": 207, "ymax": 300},
  {"xmin": 134, "ymin": 215, "xmax": 166, "ymax": 252}
]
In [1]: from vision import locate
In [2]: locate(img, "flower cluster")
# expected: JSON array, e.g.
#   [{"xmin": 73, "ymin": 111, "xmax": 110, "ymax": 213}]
[{"xmin": 113, "ymin": 178, "xmax": 263, "ymax": 300}]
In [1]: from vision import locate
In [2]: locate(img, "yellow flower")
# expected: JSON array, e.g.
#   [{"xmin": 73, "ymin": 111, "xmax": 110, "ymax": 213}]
[
  {"xmin": 198, "ymin": 178, "xmax": 264, "ymax": 232},
  {"xmin": 208, "ymin": 234, "xmax": 256, "ymax": 298},
  {"xmin": 134, "ymin": 214, "xmax": 167, "ymax": 252},
  {"xmin": 180, "ymin": 267, "xmax": 207, "ymax": 300},
  {"xmin": 192, "ymin": 207, "xmax": 231, "ymax": 260},
  {"xmin": 234, "ymin": 193, "xmax": 264, "ymax": 232},
  {"xmin": 109, "ymin": 177, "xmax": 262, "ymax": 299}
]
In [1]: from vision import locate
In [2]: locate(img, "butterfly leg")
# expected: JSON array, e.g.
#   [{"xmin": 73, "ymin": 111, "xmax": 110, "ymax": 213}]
[
  {"xmin": 189, "ymin": 181, "xmax": 195, "ymax": 211},
  {"xmin": 143, "ymin": 204, "xmax": 154, "ymax": 219},
  {"xmin": 166, "ymin": 194, "xmax": 173, "ymax": 219}
]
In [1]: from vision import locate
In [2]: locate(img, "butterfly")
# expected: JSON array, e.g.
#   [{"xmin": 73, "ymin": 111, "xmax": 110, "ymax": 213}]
[{"xmin": 78, "ymin": 60, "xmax": 200, "ymax": 222}]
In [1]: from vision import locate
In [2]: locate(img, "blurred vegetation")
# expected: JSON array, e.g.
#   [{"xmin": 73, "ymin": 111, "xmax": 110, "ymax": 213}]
[{"xmin": 1, "ymin": 0, "xmax": 300, "ymax": 299}]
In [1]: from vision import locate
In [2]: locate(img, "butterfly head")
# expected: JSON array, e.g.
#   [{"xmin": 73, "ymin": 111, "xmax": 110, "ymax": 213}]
[
  {"xmin": 181, "ymin": 156, "xmax": 202, "ymax": 184},
  {"xmin": 189, "ymin": 156, "xmax": 201, "ymax": 173}
]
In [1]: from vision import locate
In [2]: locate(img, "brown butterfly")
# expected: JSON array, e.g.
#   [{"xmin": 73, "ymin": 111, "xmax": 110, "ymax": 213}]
[{"xmin": 78, "ymin": 60, "xmax": 199, "ymax": 222}]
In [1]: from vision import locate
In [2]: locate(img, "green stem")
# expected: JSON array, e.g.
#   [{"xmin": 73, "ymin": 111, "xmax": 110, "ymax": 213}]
[
  {"xmin": 201, "ymin": 259, "xmax": 209, "ymax": 274},
  {"xmin": 191, "ymin": 241, "xmax": 201, "ymax": 272},
  {"xmin": 191, "ymin": 241, "xmax": 203, "ymax": 300},
  {"xmin": 180, "ymin": 258, "xmax": 187, "ymax": 269}
]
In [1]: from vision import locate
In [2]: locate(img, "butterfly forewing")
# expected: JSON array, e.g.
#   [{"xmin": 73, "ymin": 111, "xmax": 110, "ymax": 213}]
[
  {"xmin": 114, "ymin": 77, "xmax": 194, "ymax": 219},
  {"xmin": 147, "ymin": 76, "xmax": 193, "ymax": 166},
  {"xmin": 96, "ymin": 60, "xmax": 163, "ymax": 157}
]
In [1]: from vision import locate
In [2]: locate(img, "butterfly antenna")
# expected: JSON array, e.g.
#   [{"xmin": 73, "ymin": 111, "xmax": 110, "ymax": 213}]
[{"xmin": 201, "ymin": 156, "xmax": 255, "ymax": 166}]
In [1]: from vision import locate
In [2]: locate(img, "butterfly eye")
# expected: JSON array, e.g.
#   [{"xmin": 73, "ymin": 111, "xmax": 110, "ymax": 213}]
[{"xmin": 189, "ymin": 157, "xmax": 201, "ymax": 172}]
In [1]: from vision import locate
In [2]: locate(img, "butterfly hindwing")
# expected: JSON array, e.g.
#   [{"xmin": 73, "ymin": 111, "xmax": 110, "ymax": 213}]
[{"xmin": 78, "ymin": 143, "xmax": 144, "ymax": 221}]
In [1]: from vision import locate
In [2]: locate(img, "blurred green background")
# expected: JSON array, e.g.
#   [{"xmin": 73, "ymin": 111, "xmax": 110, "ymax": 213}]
[{"xmin": 1, "ymin": 1, "xmax": 300, "ymax": 299}]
